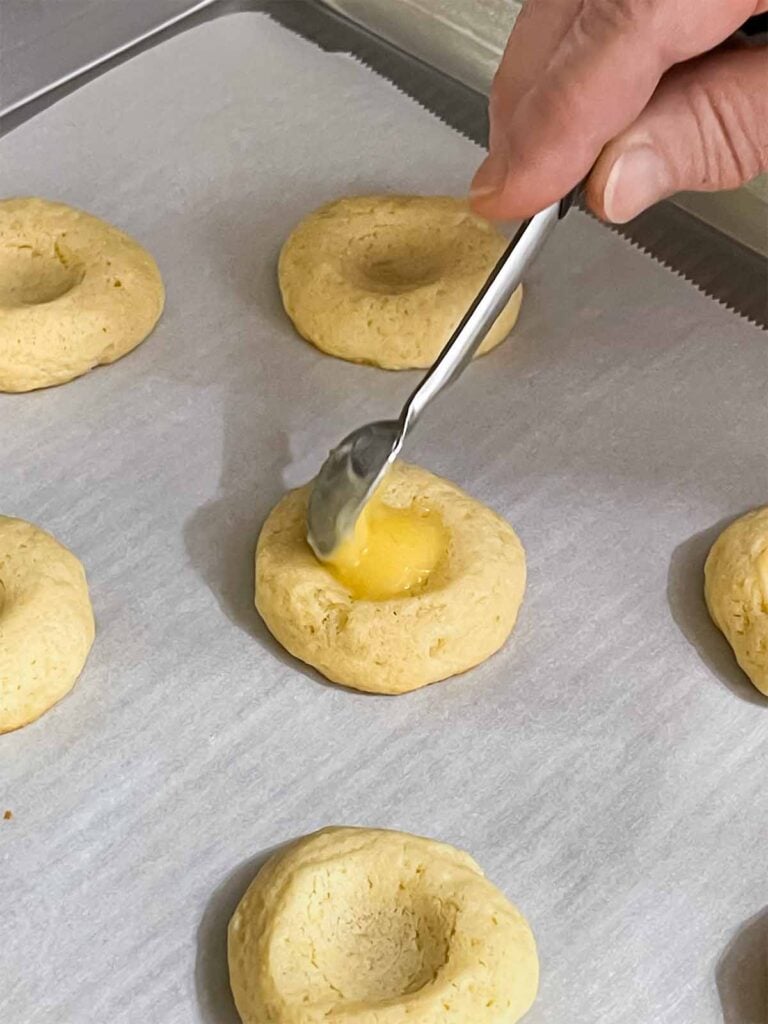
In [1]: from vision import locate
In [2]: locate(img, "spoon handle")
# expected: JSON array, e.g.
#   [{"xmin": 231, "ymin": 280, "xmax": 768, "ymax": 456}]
[{"xmin": 401, "ymin": 189, "xmax": 576, "ymax": 430}]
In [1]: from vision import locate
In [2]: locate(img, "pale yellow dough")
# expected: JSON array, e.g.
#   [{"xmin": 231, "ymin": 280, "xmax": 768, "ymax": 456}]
[
  {"xmin": 255, "ymin": 463, "xmax": 526, "ymax": 694},
  {"xmin": 278, "ymin": 195, "xmax": 523, "ymax": 369},
  {"xmin": 228, "ymin": 827, "xmax": 539, "ymax": 1024},
  {"xmin": 0, "ymin": 517, "xmax": 95, "ymax": 732},
  {"xmin": 704, "ymin": 505, "xmax": 768, "ymax": 696},
  {"xmin": 0, "ymin": 197, "xmax": 164, "ymax": 391}
]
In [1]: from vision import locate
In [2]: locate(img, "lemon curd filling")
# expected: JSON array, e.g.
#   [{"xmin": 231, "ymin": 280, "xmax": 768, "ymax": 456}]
[{"xmin": 324, "ymin": 492, "xmax": 448, "ymax": 601}]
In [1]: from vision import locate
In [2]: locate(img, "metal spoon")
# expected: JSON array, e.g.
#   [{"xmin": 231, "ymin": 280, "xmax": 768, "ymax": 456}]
[{"xmin": 307, "ymin": 190, "xmax": 578, "ymax": 559}]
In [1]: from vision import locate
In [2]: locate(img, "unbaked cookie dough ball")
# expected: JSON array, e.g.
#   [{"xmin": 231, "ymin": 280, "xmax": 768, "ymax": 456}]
[
  {"xmin": 0, "ymin": 517, "xmax": 95, "ymax": 732},
  {"xmin": 255, "ymin": 463, "xmax": 526, "ymax": 694},
  {"xmin": 278, "ymin": 195, "xmax": 523, "ymax": 369},
  {"xmin": 704, "ymin": 505, "xmax": 768, "ymax": 695},
  {"xmin": 0, "ymin": 197, "xmax": 164, "ymax": 391},
  {"xmin": 228, "ymin": 827, "xmax": 539, "ymax": 1024}
]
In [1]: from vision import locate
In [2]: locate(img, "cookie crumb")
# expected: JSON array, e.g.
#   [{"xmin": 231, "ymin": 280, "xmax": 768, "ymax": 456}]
[{"xmin": 3, "ymin": 810, "xmax": 12, "ymax": 821}]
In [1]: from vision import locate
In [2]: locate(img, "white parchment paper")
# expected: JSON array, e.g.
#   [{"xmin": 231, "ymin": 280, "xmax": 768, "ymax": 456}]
[{"xmin": 1, "ymin": 13, "xmax": 766, "ymax": 1024}]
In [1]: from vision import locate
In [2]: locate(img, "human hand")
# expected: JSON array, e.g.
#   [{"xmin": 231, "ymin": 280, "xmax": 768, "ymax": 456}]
[{"xmin": 470, "ymin": 0, "xmax": 768, "ymax": 222}]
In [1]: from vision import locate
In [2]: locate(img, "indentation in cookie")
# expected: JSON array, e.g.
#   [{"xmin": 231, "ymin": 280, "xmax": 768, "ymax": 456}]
[
  {"xmin": 344, "ymin": 230, "xmax": 447, "ymax": 294},
  {"xmin": 325, "ymin": 490, "xmax": 448, "ymax": 601},
  {"xmin": 0, "ymin": 242, "xmax": 85, "ymax": 307},
  {"xmin": 271, "ymin": 865, "xmax": 453, "ymax": 1003}
]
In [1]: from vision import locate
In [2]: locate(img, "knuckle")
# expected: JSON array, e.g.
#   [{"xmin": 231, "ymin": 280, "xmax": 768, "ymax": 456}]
[
  {"xmin": 573, "ymin": 0, "xmax": 659, "ymax": 44},
  {"xmin": 683, "ymin": 75, "xmax": 765, "ymax": 186}
]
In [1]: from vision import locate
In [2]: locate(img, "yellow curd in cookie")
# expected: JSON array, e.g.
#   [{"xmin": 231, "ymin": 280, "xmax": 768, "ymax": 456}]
[{"xmin": 326, "ymin": 492, "xmax": 448, "ymax": 601}]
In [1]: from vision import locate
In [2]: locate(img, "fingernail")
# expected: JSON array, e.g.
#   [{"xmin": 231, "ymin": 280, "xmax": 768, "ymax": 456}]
[
  {"xmin": 603, "ymin": 145, "xmax": 673, "ymax": 223},
  {"xmin": 470, "ymin": 152, "xmax": 509, "ymax": 201}
]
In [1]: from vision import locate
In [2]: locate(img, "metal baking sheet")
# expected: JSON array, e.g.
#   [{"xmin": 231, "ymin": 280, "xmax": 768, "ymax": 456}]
[
  {"xmin": 4, "ymin": 1, "xmax": 766, "ymax": 323},
  {"xmin": 1, "ymin": 11, "xmax": 766, "ymax": 1024},
  {"xmin": 0, "ymin": 0, "xmax": 214, "ymax": 119}
]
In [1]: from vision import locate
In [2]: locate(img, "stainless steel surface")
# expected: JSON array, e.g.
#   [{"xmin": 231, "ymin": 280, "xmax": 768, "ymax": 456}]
[
  {"xmin": 307, "ymin": 197, "xmax": 563, "ymax": 558},
  {"xmin": 322, "ymin": 0, "xmax": 516, "ymax": 95},
  {"xmin": 0, "ymin": 0, "xmax": 215, "ymax": 117},
  {"xmin": 307, "ymin": 420, "xmax": 403, "ymax": 558}
]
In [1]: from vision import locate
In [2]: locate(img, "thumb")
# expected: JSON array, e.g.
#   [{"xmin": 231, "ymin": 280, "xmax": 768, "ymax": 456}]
[{"xmin": 588, "ymin": 46, "xmax": 768, "ymax": 223}]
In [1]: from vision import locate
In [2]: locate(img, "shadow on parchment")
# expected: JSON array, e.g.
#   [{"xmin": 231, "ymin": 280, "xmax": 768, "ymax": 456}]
[
  {"xmin": 717, "ymin": 908, "xmax": 768, "ymax": 1024},
  {"xmin": 178, "ymin": 199, "xmax": 292, "ymax": 642},
  {"xmin": 181, "ymin": 434, "xmax": 350, "ymax": 692},
  {"xmin": 194, "ymin": 838, "xmax": 298, "ymax": 1024},
  {"xmin": 178, "ymin": 198, "xmax": 400, "ymax": 693},
  {"xmin": 182, "ymin": 433, "xmax": 289, "ymax": 640},
  {"xmin": 666, "ymin": 516, "xmax": 768, "ymax": 708},
  {"xmin": 182, "ymin": 445, "xmax": 375, "ymax": 693}
]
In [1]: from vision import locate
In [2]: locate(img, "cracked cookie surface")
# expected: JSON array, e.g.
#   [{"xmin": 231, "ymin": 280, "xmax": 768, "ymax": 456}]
[
  {"xmin": 0, "ymin": 197, "xmax": 164, "ymax": 391},
  {"xmin": 228, "ymin": 827, "xmax": 538, "ymax": 1024},
  {"xmin": 0, "ymin": 516, "xmax": 94, "ymax": 732},
  {"xmin": 705, "ymin": 505, "xmax": 768, "ymax": 695},
  {"xmin": 255, "ymin": 463, "xmax": 526, "ymax": 694},
  {"xmin": 278, "ymin": 195, "xmax": 522, "ymax": 370}
]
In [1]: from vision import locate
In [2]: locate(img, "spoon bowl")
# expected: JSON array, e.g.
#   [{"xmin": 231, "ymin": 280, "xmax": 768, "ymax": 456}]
[{"xmin": 307, "ymin": 419, "xmax": 403, "ymax": 559}]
